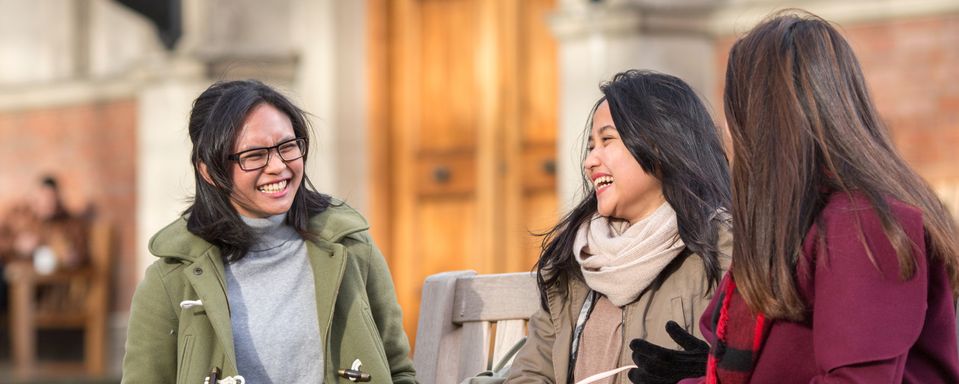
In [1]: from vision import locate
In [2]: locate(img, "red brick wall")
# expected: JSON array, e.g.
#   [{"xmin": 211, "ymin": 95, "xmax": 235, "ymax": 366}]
[
  {"xmin": 0, "ymin": 98, "xmax": 137, "ymax": 311},
  {"xmin": 714, "ymin": 13, "xmax": 959, "ymax": 184},
  {"xmin": 846, "ymin": 15, "xmax": 959, "ymax": 182}
]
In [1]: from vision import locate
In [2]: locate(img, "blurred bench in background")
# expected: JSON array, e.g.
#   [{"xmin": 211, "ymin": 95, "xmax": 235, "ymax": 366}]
[{"xmin": 5, "ymin": 219, "xmax": 111, "ymax": 379}]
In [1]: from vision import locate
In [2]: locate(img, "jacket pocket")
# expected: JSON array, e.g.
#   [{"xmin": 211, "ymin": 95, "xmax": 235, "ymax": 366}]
[
  {"xmin": 359, "ymin": 305, "xmax": 390, "ymax": 365},
  {"xmin": 670, "ymin": 296, "xmax": 691, "ymax": 331},
  {"xmin": 177, "ymin": 334, "xmax": 195, "ymax": 384}
]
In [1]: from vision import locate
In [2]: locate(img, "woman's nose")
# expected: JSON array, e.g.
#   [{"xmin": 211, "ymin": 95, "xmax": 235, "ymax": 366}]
[
  {"xmin": 583, "ymin": 148, "xmax": 600, "ymax": 170},
  {"xmin": 263, "ymin": 150, "xmax": 289, "ymax": 173}
]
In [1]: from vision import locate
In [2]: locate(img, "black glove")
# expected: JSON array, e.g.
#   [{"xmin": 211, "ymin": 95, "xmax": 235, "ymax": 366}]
[{"xmin": 627, "ymin": 321, "xmax": 709, "ymax": 384}]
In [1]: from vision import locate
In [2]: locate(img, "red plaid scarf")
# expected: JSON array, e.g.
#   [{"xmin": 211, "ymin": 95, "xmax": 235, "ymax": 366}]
[{"xmin": 705, "ymin": 275, "xmax": 771, "ymax": 384}]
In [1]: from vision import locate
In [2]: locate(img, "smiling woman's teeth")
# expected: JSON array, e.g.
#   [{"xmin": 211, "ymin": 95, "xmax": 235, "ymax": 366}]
[
  {"xmin": 594, "ymin": 176, "xmax": 614, "ymax": 188},
  {"xmin": 258, "ymin": 180, "xmax": 288, "ymax": 193}
]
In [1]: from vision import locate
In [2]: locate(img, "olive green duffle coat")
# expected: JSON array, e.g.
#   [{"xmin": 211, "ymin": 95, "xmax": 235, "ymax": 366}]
[{"xmin": 121, "ymin": 202, "xmax": 417, "ymax": 384}]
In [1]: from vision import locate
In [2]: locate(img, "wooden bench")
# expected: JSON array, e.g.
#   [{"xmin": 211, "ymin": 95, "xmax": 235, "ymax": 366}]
[
  {"xmin": 5, "ymin": 219, "xmax": 111, "ymax": 379},
  {"xmin": 413, "ymin": 271, "xmax": 959, "ymax": 382},
  {"xmin": 413, "ymin": 270, "xmax": 540, "ymax": 384}
]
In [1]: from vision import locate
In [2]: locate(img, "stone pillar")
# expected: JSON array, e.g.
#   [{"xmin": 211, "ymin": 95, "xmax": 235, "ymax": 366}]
[
  {"xmin": 134, "ymin": 62, "xmax": 206, "ymax": 281},
  {"xmin": 291, "ymin": 0, "xmax": 371, "ymax": 213},
  {"xmin": 134, "ymin": 0, "xmax": 210, "ymax": 280},
  {"xmin": 549, "ymin": 0, "xmax": 720, "ymax": 209}
]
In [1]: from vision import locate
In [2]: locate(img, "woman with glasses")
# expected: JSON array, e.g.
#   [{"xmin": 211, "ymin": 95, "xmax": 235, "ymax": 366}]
[{"xmin": 122, "ymin": 80, "xmax": 416, "ymax": 384}]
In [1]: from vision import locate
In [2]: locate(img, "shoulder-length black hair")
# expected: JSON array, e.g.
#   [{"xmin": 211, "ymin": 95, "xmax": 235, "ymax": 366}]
[
  {"xmin": 535, "ymin": 70, "xmax": 731, "ymax": 308},
  {"xmin": 725, "ymin": 11, "xmax": 959, "ymax": 321},
  {"xmin": 184, "ymin": 79, "xmax": 331, "ymax": 262}
]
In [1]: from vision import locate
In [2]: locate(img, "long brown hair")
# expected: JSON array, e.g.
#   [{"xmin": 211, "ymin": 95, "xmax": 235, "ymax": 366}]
[{"xmin": 724, "ymin": 10, "xmax": 959, "ymax": 320}]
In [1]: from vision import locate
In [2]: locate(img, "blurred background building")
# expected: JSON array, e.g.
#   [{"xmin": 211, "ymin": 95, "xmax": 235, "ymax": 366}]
[{"xmin": 0, "ymin": 0, "xmax": 956, "ymax": 381}]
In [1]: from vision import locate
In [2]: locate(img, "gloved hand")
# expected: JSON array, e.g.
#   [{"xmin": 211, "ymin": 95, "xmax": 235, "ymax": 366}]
[{"xmin": 627, "ymin": 321, "xmax": 708, "ymax": 384}]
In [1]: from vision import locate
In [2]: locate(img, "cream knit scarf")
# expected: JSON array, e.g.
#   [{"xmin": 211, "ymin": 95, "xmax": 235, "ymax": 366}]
[{"xmin": 573, "ymin": 202, "xmax": 685, "ymax": 307}]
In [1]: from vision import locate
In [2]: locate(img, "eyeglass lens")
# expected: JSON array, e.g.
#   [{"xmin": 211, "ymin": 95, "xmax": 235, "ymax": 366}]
[{"xmin": 238, "ymin": 139, "xmax": 305, "ymax": 170}]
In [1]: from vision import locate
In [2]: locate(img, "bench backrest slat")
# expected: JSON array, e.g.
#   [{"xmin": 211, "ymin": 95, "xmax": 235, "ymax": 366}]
[{"xmin": 414, "ymin": 270, "xmax": 539, "ymax": 384}]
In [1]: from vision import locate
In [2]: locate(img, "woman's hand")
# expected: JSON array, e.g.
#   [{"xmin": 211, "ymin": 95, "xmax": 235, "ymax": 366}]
[{"xmin": 627, "ymin": 321, "xmax": 708, "ymax": 384}]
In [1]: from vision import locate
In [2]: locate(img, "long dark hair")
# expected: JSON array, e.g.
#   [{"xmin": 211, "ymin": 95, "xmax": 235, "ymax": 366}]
[
  {"xmin": 725, "ymin": 11, "xmax": 959, "ymax": 321},
  {"xmin": 535, "ymin": 70, "xmax": 731, "ymax": 308},
  {"xmin": 184, "ymin": 79, "xmax": 331, "ymax": 262}
]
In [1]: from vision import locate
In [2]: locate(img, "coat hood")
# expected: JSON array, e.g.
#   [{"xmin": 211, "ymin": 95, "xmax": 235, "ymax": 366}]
[{"xmin": 148, "ymin": 201, "xmax": 370, "ymax": 262}]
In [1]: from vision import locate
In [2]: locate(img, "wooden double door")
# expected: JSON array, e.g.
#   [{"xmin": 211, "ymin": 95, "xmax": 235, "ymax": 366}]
[{"xmin": 368, "ymin": 0, "xmax": 560, "ymax": 340}]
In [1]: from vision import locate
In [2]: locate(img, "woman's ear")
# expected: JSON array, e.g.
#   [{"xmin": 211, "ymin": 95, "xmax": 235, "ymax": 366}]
[{"xmin": 198, "ymin": 162, "xmax": 217, "ymax": 186}]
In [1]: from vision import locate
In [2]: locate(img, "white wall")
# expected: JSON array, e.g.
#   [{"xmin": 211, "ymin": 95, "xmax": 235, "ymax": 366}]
[{"xmin": 0, "ymin": 0, "xmax": 76, "ymax": 85}]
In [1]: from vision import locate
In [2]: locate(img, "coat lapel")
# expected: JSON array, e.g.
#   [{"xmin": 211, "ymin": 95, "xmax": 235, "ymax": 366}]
[
  {"xmin": 306, "ymin": 239, "xmax": 348, "ymax": 380},
  {"xmin": 184, "ymin": 249, "xmax": 238, "ymax": 373}
]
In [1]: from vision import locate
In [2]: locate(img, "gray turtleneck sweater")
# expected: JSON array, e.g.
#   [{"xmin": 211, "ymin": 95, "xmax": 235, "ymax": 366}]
[{"xmin": 226, "ymin": 214, "xmax": 323, "ymax": 384}]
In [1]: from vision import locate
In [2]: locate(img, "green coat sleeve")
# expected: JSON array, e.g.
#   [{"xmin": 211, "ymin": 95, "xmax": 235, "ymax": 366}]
[
  {"xmin": 122, "ymin": 262, "xmax": 179, "ymax": 384},
  {"xmin": 505, "ymin": 306, "xmax": 557, "ymax": 383},
  {"xmin": 365, "ymin": 239, "xmax": 418, "ymax": 383}
]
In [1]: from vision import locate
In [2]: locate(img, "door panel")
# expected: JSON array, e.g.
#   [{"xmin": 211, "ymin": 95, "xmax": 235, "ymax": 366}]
[
  {"xmin": 521, "ymin": 0, "xmax": 560, "ymax": 146},
  {"xmin": 418, "ymin": 0, "xmax": 478, "ymax": 152},
  {"xmin": 370, "ymin": 0, "xmax": 559, "ymax": 343},
  {"xmin": 517, "ymin": 0, "xmax": 560, "ymax": 271}
]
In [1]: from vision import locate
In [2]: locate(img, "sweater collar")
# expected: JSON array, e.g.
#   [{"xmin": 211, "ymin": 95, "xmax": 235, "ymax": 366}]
[{"xmin": 240, "ymin": 213, "xmax": 299, "ymax": 252}]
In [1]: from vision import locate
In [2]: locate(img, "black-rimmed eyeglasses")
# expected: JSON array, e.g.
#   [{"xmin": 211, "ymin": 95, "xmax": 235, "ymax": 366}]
[{"xmin": 228, "ymin": 138, "xmax": 308, "ymax": 171}]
